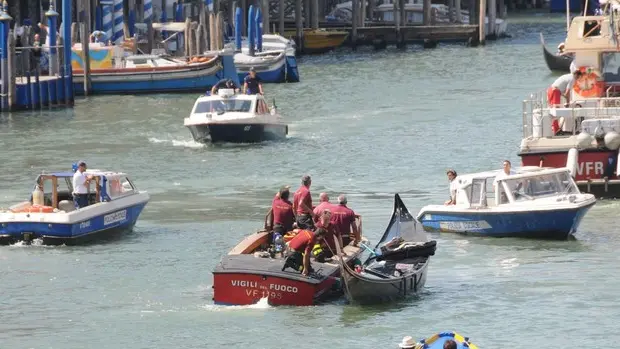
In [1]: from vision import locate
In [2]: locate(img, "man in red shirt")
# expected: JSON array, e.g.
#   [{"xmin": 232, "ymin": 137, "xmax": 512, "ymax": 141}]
[
  {"xmin": 312, "ymin": 192, "xmax": 333, "ymax": 223},
  {"xmin": 266, "ymin": 186, "xmax": 294, "ymax": 236},
  {"xmin": 282, "ymin": 228, "xmax": 326, "ymax": 276},
  {"xmin": 330, "ymin": 194, "xmax": 360, "ymax": 247},
  {"xmin": 293, "ymin": 175, "xmax": 314, "ymax": 230}
]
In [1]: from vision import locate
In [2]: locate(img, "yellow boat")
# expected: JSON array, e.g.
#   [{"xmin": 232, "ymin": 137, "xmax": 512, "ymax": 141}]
[{"xmin": 283, "ymin": 28, "xmax": 349, "ymax": 54}]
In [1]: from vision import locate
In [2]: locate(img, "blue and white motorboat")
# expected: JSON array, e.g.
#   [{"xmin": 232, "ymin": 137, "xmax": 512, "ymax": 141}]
[
  {"xmin": 232, "ymin": 34, "xmax": 300, "ymax": 83},
  {"xmin": 416, "ymin": 167, "xmax": 596, "ymax": 239},
  {"xmin": 0, "ymin": 166, "xmax": 150, "ymax": 245}
]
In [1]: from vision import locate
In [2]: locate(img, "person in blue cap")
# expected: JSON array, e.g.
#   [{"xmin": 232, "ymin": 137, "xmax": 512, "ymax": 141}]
[
  {"xmin": 243, "ymin": 67, "xmax": 263, "ymax": 95},
  {"xmin": 72, "ymin": 161, "xmax": 94, "ymax": 209}
]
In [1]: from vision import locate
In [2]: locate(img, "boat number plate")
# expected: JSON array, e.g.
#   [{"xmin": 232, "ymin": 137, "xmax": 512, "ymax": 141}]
[{"xmin": 244, "ymin": 126, "xmax": 251, "ymax": 131}]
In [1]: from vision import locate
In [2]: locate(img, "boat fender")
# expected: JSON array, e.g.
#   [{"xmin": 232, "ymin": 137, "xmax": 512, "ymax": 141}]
[
  {"xmin": 605, "ymin": 131, "xmax": 620, "ymax": 150},
  {"xmin": 566, "ymin": 148, "xmax": 579, "ymax": 177},
  {"xmin": 576, "ymin": 132, "xmax": 593, "ymax": 148}
]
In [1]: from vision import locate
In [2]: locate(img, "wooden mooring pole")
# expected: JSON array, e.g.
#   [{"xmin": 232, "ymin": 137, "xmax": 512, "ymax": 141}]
[
  {"xmin": 351, "ymin": 0, "xmax": 358, "ymax": 48},
  {"xmin": 479, "ymin": 0, "xmax": 486, "ymax": 44},
  {"xmin": 81, "ymin": 0, "xmax": 91, "ymax": 95},
  {"xmin": 488, "ymin": 0, "xmax": 497, "ymax": 39},
  {"xmin": 295, "ymin": 0, "xmax": 302, "ymax": 53}
]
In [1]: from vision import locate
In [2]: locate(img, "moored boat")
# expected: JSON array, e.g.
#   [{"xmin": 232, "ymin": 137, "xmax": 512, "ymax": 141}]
[
  {"xmin": 183, "ymin": 88, "xmax": 288, "ymax": 143},
  {"xmin": 71, "ymin": 42, "xmax": 239, "ymax": 94},
  {"xmin": 416, "ymin": 167, "xmax": 596, "ymax": 239},
  {"xmin": 0, "ymin": 165, "xmax": 150, "ymax": 245},
  {"xmin": 410, "ymin": 331, "xmax": 479, "ymax": 349},
  {"xmin": 520, "ymin": 12, "xmax": 620, "ymax": 197},
  {"xmin": 283, "ymin": 29, "xmax": 349, "ymax": 54},
  {"xmin": 336, "ymin": 194, "xmax": 436, "ymax": 305},
  {"xmin": 212, "ymin": 217, "xmax": 366, "ymax": 306},
  {"xmin": 540, "ymin": 32, "xmax": 573, "ymax": 73}
]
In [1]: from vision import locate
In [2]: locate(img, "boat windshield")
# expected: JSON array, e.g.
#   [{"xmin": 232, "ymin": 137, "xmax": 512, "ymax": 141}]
[
  {"xmin": 503, "ymin": 172, "xmax": 579, "ymax": 201},
  {"xmin": 194, "ymin": 99, "xmax": 252, "ymax": 114}
]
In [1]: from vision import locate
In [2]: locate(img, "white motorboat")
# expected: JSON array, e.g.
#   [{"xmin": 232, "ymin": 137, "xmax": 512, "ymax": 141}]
[{"xmin": 183, "ymin": 89, "xmax": 288, "ymax": 143}]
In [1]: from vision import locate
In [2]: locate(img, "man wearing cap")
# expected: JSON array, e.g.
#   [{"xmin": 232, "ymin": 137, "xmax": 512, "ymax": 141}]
[
  {"xmin": 293, "ymin": 175, "xmax": 314, "ymax": 230},
  {"xmin": 266, "ymin": 186, "xmax": 295, "ymax": 238},
  {"xmin": 72, "ymin": 161, "xmax": 94, "ymax": 209},
  {"xmin": 330, "ymin": 194, "xmax": 360, "ymax": 247},
  {"xmin": 243, "ymin": 67, "xmax": 264, "ymax": 95},
  {"xmin": 210, "ymin": 78, "xmax": 239, "ymax": 95}
]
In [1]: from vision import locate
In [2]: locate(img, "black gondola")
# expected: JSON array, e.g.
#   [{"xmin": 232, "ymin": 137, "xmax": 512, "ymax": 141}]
[
  {"xmin": 334, "ymin": 194, "xmax": 436, "ymax": 305},
  {"xmin": 541, "ymin": 32, "xmax": 573, "ymax": 73}
]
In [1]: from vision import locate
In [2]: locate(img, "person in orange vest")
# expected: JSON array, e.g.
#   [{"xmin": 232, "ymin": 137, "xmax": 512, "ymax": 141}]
[{"xmin": 282, "ymin": 228, "xmax": 326, "ymax": 276}]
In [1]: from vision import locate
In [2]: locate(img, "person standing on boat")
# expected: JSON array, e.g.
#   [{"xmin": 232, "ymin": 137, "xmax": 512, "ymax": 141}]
[
  {"xmin": 547, "ymin": 70, "xmax": 582, "ymax": 107},
  {"xmin": 282, "ymin": 228, "xmax": 326, "ymax": 276},
  {"xmin": 293, "ymin": 175, "xmax": 314, "ymax": 230},
  {"xmin": 266, "ymin": 186, "xmax": 295, "ymax": 238},
  {"xmin": 210, "ymin": 78, "xmax": 239, "ymax": 95},
  {"xmin": 444, "ymin": 169, "xmax": 458, "ymax": 205},
  {"xmin": 315, "ymin": 209, "xmax": 341, "ymax": 257},
  {"xmin": 330, "ymin": 194, "xmax": 360, "ymax": 247},
  {"xmin": 493, "ymin": 160, "xmax": 520, "ymax": 201},
  {"xmin": 90, "ymin": 31, "xmax": 107, "ymax": 43},
  {"xmin": 312, "ymin": 192, "xmax": 333, "ymax": 222},
  {"xmin": 243, "ymin": 67, "xmax": 264, "ymax": 95},
  {"xmin": 72, "ymin": 161, "xmax": 94, "ymax": 209}
]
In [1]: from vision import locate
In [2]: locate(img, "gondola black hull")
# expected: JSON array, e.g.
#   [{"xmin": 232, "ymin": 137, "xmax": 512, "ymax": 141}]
[{"xmin": 541, "ymin": 32, "xmax": 573, "ymax": 73}]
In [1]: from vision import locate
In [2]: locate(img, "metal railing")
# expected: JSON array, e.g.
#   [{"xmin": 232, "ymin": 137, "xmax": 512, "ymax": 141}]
[{"xmin": 522, "ymin": 91, "xmax": 620, "ymax": 139}]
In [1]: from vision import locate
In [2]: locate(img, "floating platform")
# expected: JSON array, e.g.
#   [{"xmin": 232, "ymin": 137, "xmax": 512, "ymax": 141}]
[
  {"xmin": 345, "ymin": 25, "xmax": 480, "ymax": 47},
  {"xmin": 5, "ymin": 74, "xmax": 73, "ymax": 112}
]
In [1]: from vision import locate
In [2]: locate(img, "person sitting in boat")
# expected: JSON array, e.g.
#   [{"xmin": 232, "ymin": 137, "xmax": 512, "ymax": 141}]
[
  {"xmin": 557, "ymin": 42, "xmax": 565, "ymax": 55},
  {"xmin": 444, "ymin": 169, "xmax": 458, "ymax": 205},
  {"xmin": 243, "ymin": 67, "xmax": 264, "ymax": 95},
  {"xmin": 72, "ymin": 161, "xmax": 95, "ymax": 209},
  {"xmin": 282, "ymin": 228, "xmax": 326, "ymax": 276},
  {"xmin": 210, "ymin": 78, "xmax": 239, "ymax": 95},
  {"xmin": 293, "ymin": 175, "xmax": 314, "ymax": 230},
  {"xmin": 90, "ymin": 30, "xmax": 107, "ymax": 43},
  {"xmin": 547, "ymin": 70, "xmax": 582, "ymax": 108},
  {"xmin": 493, "ymin": 160, "xmax": 520, "ymax": 202},
  {"xmin": 312, "ymin": 192, "xmax": 333, "ymax": 222},
  {"xmin": 330, "ymin": 194, "xmax": 360, "ymax": 247},
  {"xmin": 265, "ymin": 186, "xmax": 295, "ymax": 241}
]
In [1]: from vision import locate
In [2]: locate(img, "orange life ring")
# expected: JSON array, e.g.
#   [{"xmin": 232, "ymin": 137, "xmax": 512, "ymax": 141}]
[
  {"xmin": 11, "ymin": 205, "xmax": 55, "ymax": 213},
  {"xmin": 573, "ymin": 66, "xmax": 604, "ymax": 97}
]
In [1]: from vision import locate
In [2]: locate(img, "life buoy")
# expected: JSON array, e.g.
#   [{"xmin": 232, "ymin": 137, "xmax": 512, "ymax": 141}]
[
  {"xmin": 11, "ymin": 204, "xmax": 55, "ymax": 213},
  {"xmin": 573, "ymin": 66, "xmax": 605, "ymax": 97}
]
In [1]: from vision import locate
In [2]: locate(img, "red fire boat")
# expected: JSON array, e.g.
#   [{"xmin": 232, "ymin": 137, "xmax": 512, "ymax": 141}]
[{"xmin": 212, "ymin": 218, "xmax": 365, "ymax": 306}]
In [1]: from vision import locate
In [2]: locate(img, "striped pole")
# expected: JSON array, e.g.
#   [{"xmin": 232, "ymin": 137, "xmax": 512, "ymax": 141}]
[
  {"xmin": 144, "ymin": 0, "xmax": 153, "ymax": 23},
  {"xmin": 112, "ymin": 0, "xmax": 124, "ymax": 44},
  {"xmin": 102, "ymin": 2, "xmax": 113, "ymax": 44}
]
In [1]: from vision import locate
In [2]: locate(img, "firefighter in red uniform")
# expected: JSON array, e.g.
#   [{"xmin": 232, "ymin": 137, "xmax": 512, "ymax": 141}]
[
  {"xmin": 282, "ymin": 228, "xmax": 326, "ymax": 276},
  {"xmin": 265, "ymin": 186, "xmax": 295, "ymax": 242}
]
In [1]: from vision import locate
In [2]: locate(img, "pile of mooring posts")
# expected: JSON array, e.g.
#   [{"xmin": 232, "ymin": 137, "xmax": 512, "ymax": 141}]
[
  {"xmin": 0, "ymin": 0, "xmax": 74, "ymax": 113},
  {"xmin": 233, "ymin": 5, "xmax": 266, "ymax": 55}
]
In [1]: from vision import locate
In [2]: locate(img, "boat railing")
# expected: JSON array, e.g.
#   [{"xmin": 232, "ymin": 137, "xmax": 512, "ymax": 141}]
[{"xmin": 522, "ymin": 91, "xmax": 620, "ymax": 139}]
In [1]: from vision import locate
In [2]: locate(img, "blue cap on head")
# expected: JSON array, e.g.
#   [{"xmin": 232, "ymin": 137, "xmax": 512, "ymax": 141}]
[{"xmin": 72, "ymin": 163, "xmax": 78, "ymax": 172}]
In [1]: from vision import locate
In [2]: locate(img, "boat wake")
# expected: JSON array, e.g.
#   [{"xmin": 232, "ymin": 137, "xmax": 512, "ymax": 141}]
[
  {"xmin": 9, "ymin": 238, "xmax": 52, "ymax": 247},
  {"xmin": 201, "ymin": 297, "xmax": 272, "ymax": 311},
  {"xmin": 148, "ymin": 137, "xmax": 205, "ymax": 149}
]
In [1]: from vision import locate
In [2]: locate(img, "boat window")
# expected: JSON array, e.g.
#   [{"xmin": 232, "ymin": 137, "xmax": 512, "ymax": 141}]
[
  {"xmin": 469, "ymin": 178, "xmax": 487, "ymax": 208},
  {"xmin": 194, "ymin": 100, "xmax": 252, "ymax": 114},
  {"xmin": 583, "ymin": 20, "xmax": 601, "ymax": 37},
  {"xmin": 503, "ymin": 172, "xmax": 578, "ymax": 201},
  {"xmin": 602, "ymin": 52, "xmax": 620, "ymax": 82},
  {"xmin": 106, "ymin": 176, "xmax": 135, "ymax": 199}
]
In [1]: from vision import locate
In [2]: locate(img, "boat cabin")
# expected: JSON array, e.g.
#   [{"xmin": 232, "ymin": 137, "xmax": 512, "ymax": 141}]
[
  {"xmin": 11, "ymin": 169, "xmax": 138, "ymax": 213},
  {"xmin": 452, "ymin": 167, "xmax": 580, "ymax": 208},
  {"xmin": 192, "ymin": 89, "xmax": 274, "ymax": 116}
]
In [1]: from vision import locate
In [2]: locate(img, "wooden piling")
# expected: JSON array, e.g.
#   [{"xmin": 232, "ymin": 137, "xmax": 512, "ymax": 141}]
[
  {"xmin": 241, "ymin": 0, "xmax": 246, "ymax": 35},
  {"xmin": 295, "ymin": 0, "xmax": 303, "ymax": 52},
  {"xmin": 469, "ymin": 0, "xmax": 476, "ymax": 25},
  {"xmin": 71, "ymin": 22, "xmax": 78, "ymax": 46},
  {"xmin": 279, "ymin": 0, "xmax": 285, "ymax": 35},
  {"xmin": 449, "ymin": 0, "xmax": 455, "ymax": 22},
  {"xmin": 199, "ymin": 1, "xmax": 209, "ymax": 51},
  {"xmin": 498, "ymin": 0, "xmax": 505, "ymax": 18},
  {"xmin": 304, "ymin": 0, "xmax": 310, "ymax": 28},
  {"xmin": 393, "ymin": 0, "xmax": 399, "ymax": 31},
  {"xmin": 455, "ymin": 0, "xmax": 462, "ymax": 22},
  {"xmin": 311, "ymin": 0, "xmax": 319, "ymax": 29},
  {"xmin": 399, "ymin": 0, "xmax": 406, "ymax": 26},
  {"xmin": 368, "ymin": 0, "xmax": 375, "ymax": 22},
  {"xmin": 7, "ymin": 31, "xmax": 15, "ymax": 110},
  {"xmin": 209, "ymin": 12, "xmax": 217, "ymax": 51},
  {"xmin": 217, "ymin": 11, "xmax": 224, "ymax": 50},
  {"xmin": 487, "ymin": 0, "xmax": 497, "ymax": 38},
  {"xmin": 360, "ymin": 0, "xmax": 366, "ymax": 27},
  {"xmin": 351, "ymin": 0, "xmax": 358, "ymax": 47},
  {"xmin": 185, "ymin": 17, "xmax": 192, "ymax": 57},
  {"xmin": 196, "ymin": 24, "xmax": 204, "ymax": 53},
  {"xmin": 423, "ymin": 0, "xmax": 432, "ymax": 25},
  {"xmin": 479, "ymin": 0, "xmax": 486, "ymax": 44},
  {"xmin": 228, "ymin": 0, "xmax": 235, "ymax": 30},
  {"xmin": 82, "ymin": 0, "xmax": 92, "ymax": 95},
  {"xmin": 263, "ymin": 0, "xmax": 270, "ymax": 34}
]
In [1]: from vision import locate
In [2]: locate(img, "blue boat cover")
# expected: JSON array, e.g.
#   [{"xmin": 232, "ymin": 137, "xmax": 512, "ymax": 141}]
[{"xmin": 416, "ymin": 332, "xmax": 478, "ymax": 349}]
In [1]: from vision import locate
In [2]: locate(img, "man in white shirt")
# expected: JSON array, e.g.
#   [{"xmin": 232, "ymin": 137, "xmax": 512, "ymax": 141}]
[
  {"xmin": 493, "ymin": 160, "xmax": 520, "ymax": 201},
  {"xmin": 72, "ymin": 161, "xmax": 94, "ymax": 209},
  {"xmin": 546, "ymin": 70, "xmax": 582, "ymax": 107},
  {"xmin": 444, "ymin": 169, "xmax": 458, "ymax": 205}
]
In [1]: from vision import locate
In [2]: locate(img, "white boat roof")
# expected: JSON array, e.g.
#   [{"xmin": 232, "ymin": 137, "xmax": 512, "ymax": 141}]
[
  {"xmin": 196, "ymin": 91, "xmax": 264, "ymax": 102},
  {"xmin": 39, "ymin": 170, "xmax": 129, "ymax": 178},
  {"xmin": 458, "ymin": 166, "xmax": 570, "ymax": 181}
]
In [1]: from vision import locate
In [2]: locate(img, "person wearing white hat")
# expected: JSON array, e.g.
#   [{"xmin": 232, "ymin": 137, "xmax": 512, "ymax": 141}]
[{"xmin": 398, "ymin": 336, "xmax": 416, "ymax": 348}]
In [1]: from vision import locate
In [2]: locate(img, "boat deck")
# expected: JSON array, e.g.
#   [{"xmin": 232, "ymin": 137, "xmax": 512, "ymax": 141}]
[{"xmin": 214, "ymin": 243, "xmax": 362, "ymax": 284}]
